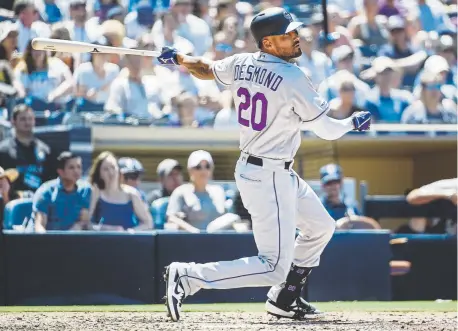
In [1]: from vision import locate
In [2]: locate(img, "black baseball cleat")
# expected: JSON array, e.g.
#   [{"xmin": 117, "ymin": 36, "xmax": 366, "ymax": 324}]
[
  {"xmin": 164, "ymin": 263, "xmax": 187, "ymax": 322},
  {"xmin": 266, "ymin": 297, "xmax": 323, "ymax": 320}
]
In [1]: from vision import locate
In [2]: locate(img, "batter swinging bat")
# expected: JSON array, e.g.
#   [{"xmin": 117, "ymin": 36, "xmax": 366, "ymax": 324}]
[{"xmin": 31, "ymin": 38, "xmax": 161, "ymax": 57}]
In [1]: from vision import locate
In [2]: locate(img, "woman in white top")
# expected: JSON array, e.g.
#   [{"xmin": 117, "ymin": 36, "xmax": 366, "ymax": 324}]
[
  {"xmin": 74, "ymin": 44, "xmax": 120, "ymax": 107},
  {"xmin": 14, "ymin": 40, "xmax": 73, "ymax": 106}
]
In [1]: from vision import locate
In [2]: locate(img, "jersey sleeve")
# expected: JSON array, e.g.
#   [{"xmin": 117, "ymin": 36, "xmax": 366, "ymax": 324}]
[
  {"xmin": 292, "ymin": 69, "xmax": 331, "ymax": 123},
  {"xmin": 211, "ymin": 55, "xmax": 237, "ymax": 87}
]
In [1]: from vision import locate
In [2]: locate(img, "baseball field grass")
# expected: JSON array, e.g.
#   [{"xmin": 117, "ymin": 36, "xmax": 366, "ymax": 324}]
[{"xmin": 0, "ymin": 301, "xmax": 455, "ymax": 331}]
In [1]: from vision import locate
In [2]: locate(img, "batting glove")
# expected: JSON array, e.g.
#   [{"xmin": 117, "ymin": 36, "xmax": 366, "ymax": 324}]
[
  {"xmin": 158, "ymin": 46, "xmax": 179, "ymax": 66},
  {"xmin": 352, "ymin": 111, "xmax": 372, "ymax": 131}
]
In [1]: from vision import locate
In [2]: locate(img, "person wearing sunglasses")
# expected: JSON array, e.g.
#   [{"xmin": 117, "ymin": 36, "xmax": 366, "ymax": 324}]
[
  {"xmin": 401, "ymin": 70, "xmax": 457, "ymax": 124},
  {"xmin": 118, "ymin": 157, "xmax": 146, "ymax": 202},
  {"xmin": 166, "ymin": 150, "xmax": 236, "ymax": 233}
]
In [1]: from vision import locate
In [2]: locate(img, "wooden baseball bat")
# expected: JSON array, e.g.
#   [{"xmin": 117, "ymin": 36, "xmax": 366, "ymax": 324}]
[{"xmin": 31, "ymin": 38, "xmax": 161, "ymax": 57}]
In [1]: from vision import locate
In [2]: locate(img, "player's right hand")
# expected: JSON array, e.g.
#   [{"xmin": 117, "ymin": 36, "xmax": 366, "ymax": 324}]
[
  {"xmin": 352, "ymin": 111, "xmax": 371, "ymax": 131},
  {"xmin": 158, "ymin": 46, "xmax": 179, "ymax": 66}
]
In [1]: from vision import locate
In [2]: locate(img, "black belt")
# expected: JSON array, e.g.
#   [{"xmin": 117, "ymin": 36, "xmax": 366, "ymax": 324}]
[{"xmin": 246, "ymin": 155, "xmax": 292, "ymax": 170}]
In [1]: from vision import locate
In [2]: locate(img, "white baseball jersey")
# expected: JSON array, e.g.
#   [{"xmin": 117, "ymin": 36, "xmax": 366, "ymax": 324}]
[{"xmin": 211, "ymin": 51, "xmax": 330, "ymax": 160}]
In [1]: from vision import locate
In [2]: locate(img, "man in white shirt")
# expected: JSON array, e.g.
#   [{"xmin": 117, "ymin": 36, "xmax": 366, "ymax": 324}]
[
  {"xmin": 151, "ymin": 0, "xmax": 213, "ymax": 56},
  {"xmin": 63, "ymin": 0, "xmax": 97, "ymax": 62},
  {"xmin": 105, "ymin": 52, "xmax": 165, "ymax": 120},
  {"xmin": 318, "ymin": 45, "xmax": 370, "ymax": 108},
  {"xmin": 296, "ymin": 28, "xmax": 333, "ymax": 88},
  {"xmin": 14, "ymin": 0, "xmax": 39, "ymax": 53}
]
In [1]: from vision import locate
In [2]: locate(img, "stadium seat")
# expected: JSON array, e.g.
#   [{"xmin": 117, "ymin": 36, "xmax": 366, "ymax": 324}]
[
  {"xmin": 150, "ymin": 197, "xmax": 169, "ymax": 230},
  {"xmin": 3, "ymin": 198, "xmax": 33, "ymax": 230}
]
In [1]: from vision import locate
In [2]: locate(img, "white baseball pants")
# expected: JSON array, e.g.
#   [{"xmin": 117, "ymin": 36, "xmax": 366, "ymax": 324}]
[{"xmin": 179, "ymin": 154, "xmax": 336, "ymax": 296}]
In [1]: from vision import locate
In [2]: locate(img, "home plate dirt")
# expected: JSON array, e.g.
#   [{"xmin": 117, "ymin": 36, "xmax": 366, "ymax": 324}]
[{"xmin": 0, "ymin": 312, "xmax": 455, "ymax": 331}]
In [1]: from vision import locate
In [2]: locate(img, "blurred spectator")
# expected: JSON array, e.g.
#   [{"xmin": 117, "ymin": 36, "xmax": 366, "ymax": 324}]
[
  {"xmin": 0, "ymin": 20, "xmax": 18, "ymax": 63},
  {"xmin": 166, "ymin": 150, "xmax": 237, "ymax": 232},
  {"xmin": 348, "ymin": 0, "xmax": 389, "ymax": 47},
  {"xmin": 328, "ymin": 76, "xmax": 365, "ymax": 119},
  {"xmin": 211, "ymin": 0, "xmax": 237, "ymax": 32},
  {"xmin": 124, "ymin": 0, "xmax": 154, "ymax": 39},
  {"xmin": 168, "ymin": 92, "xmax": 200, "ymax": 127},
  {"xmin": 407, "ymin": 178, "xmax": 457, "ymax": 234},
  {"xmin": 33, "ymin": 151, "xmax": 91, "ymax": 232},
  {"xmin": 14, "ymin": 0, "xmax": 42, "ymax": 53},
  {"xmin": 88, "ymin": 151, "xmax": 153, "ymax": 231},
  {"xmin": 73, "ymin": 42, "xmax": 120, "ymax": 107},
  {"xmin": 99, "ymin": 19, "xmax": 136, "ymax": 65},
  {"xmin": 105, "ymin": 50, "xmax": 164, "ymax": 120},
  {"xmin": 312, "ymin": 7, "xmax": 354, "ymax": 50},
  {"xmin": 0, "ymin": 166, "xmax": 20, "ymax": 224},
  {"xmin": 0, "ymin": 21, "xmax": 18, "ymax": 108},
  {"xmin": 213, "ymin": 89, "xmax": 238, "ymax": 129},
  {"xmin": 401, "ymin": 71, "xmax": 457, "ymax": 124},
  {"xmin": 413, "ymin": 55, "xmax": 452, "ymax": 94},
  {"xmin": 92, "ymin": 0, "xmax": 120, "ymax": 22},
  {"xmin": 296, "ymin": 28, "xmax": 333, "ymax": 88},
  {"xmin": 153, "ymin": 11, "xmax": 195, "ymax": 54},
  {"xmin": 39, "ymin": 0, "xmax": 63, "ymax": 24},
  {"xmin": 407, "ymin": 178, "xmax": 457, "ymax": 206},
  {"xmin": 435, "ymin": 36, "xmax": 457, "ymax": 87},
  {"xmin": 118, "ymin": 156, "xmax": 146, "ymax": 201},
  {"xmin": 319, "ymin": 164, "xmax": 360, "ymax": 221},
  {"xmin": 395, "ymin": 217, "xmax": 429, "ymax": 233},
  {"xmin": 13, "ymin": 40, "xmax": 73, "ymax": 107},
  {"xmin": 318, "ymin": 45, "xmax": 370, "ymax": 108},
  {"xmin": 64, "ymin": 0, "xmax": 96, "ymax": 62},
  {"xmin": 151, "ymin": 0, "xmax": 213, "ymax": 56},
  {"xmin": 0, "ymin": 104, "xmax": 55, "ymax": 192},
  {"xmin": 146, "ymin": 158, "xmax": 183, "ymax": 204},
  {"xmin": 378, "ymin": 0, "xmax": 406, "ymax": 18},
  {"xmin": 412, "ymin": 0, "xmax": 455, "ymax": 32},
  {"xmin": 364, "ymin": 57, "xmax": 413, "ymax": 122},
  {"xmin": 378, "ymin": 15, "xmax": 425, "ymax": 88},
  {"xmin": 48, "ymin": 23, "xmax": 76, "ymax": 72}
]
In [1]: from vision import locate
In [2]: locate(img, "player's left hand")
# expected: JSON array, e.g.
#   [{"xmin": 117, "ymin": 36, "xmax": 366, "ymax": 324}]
[
  {"xmin": 158, "ymin": 46, "xmax": 179, "ymax": 65},
  {"xmin": 352, "ymin": 111, "xmax": 371, "ymax": 131}
]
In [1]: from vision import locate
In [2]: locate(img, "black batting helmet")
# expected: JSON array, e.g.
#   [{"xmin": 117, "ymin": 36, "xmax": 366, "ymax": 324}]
[{"xmin": 250, "ymin": 7, "xmax": 305, "ymax": 48}]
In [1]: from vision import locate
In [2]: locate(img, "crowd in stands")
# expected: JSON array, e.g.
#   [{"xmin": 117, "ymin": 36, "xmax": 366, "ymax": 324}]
[
  {"xmin": 0, "ymin": 103, "xmax": 456, "ymax": 234},
  {"xmin": 0, "ymin": 0, "xmax": 456, "ymax": 126}
]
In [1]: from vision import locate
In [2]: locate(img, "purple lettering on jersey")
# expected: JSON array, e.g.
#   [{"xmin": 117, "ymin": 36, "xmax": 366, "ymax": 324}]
[
  {"xmin": 237, "ymin": 87, "xmax": 251, "ymax": 127},
  {"xmin": 237, "ymin": 87, "xmax": 268, "ymax": 131},
  {"xmin": 251, "ymin": 92, "xmax": 268, "ymax": 131}
]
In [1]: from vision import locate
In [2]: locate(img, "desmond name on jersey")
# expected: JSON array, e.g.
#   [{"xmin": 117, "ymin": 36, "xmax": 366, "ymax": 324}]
[{"xmin": 234, "ymin": 65, "xmax": 283, "ymax": 91}]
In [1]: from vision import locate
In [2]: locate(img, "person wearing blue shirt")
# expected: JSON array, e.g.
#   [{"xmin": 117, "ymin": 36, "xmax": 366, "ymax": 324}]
[
  {"xmin": 365, "ymin": 57, "xmax": 413, "ymax": 122},
  {"xmin": 319, "ymin": 164, "xmax": 360, "ymax": 221},
  {"xmin": 33, "ymin": 151, "xmax": 92, "ymax": 232}
]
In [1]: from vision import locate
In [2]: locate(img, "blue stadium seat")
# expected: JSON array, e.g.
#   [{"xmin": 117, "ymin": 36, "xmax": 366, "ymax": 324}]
[
  {"xmin": 3, "ymin": 198, "xmax": 33, "ymax": 230},
  {"xmin": 150, "ymin": 197, "xmax": 169, "ymax": 230}
]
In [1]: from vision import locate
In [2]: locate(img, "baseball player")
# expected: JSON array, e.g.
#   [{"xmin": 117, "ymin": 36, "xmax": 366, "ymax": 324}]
[{"xmin": 158, "ymin": 7, "xmax": 371, "ymax": 322}]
